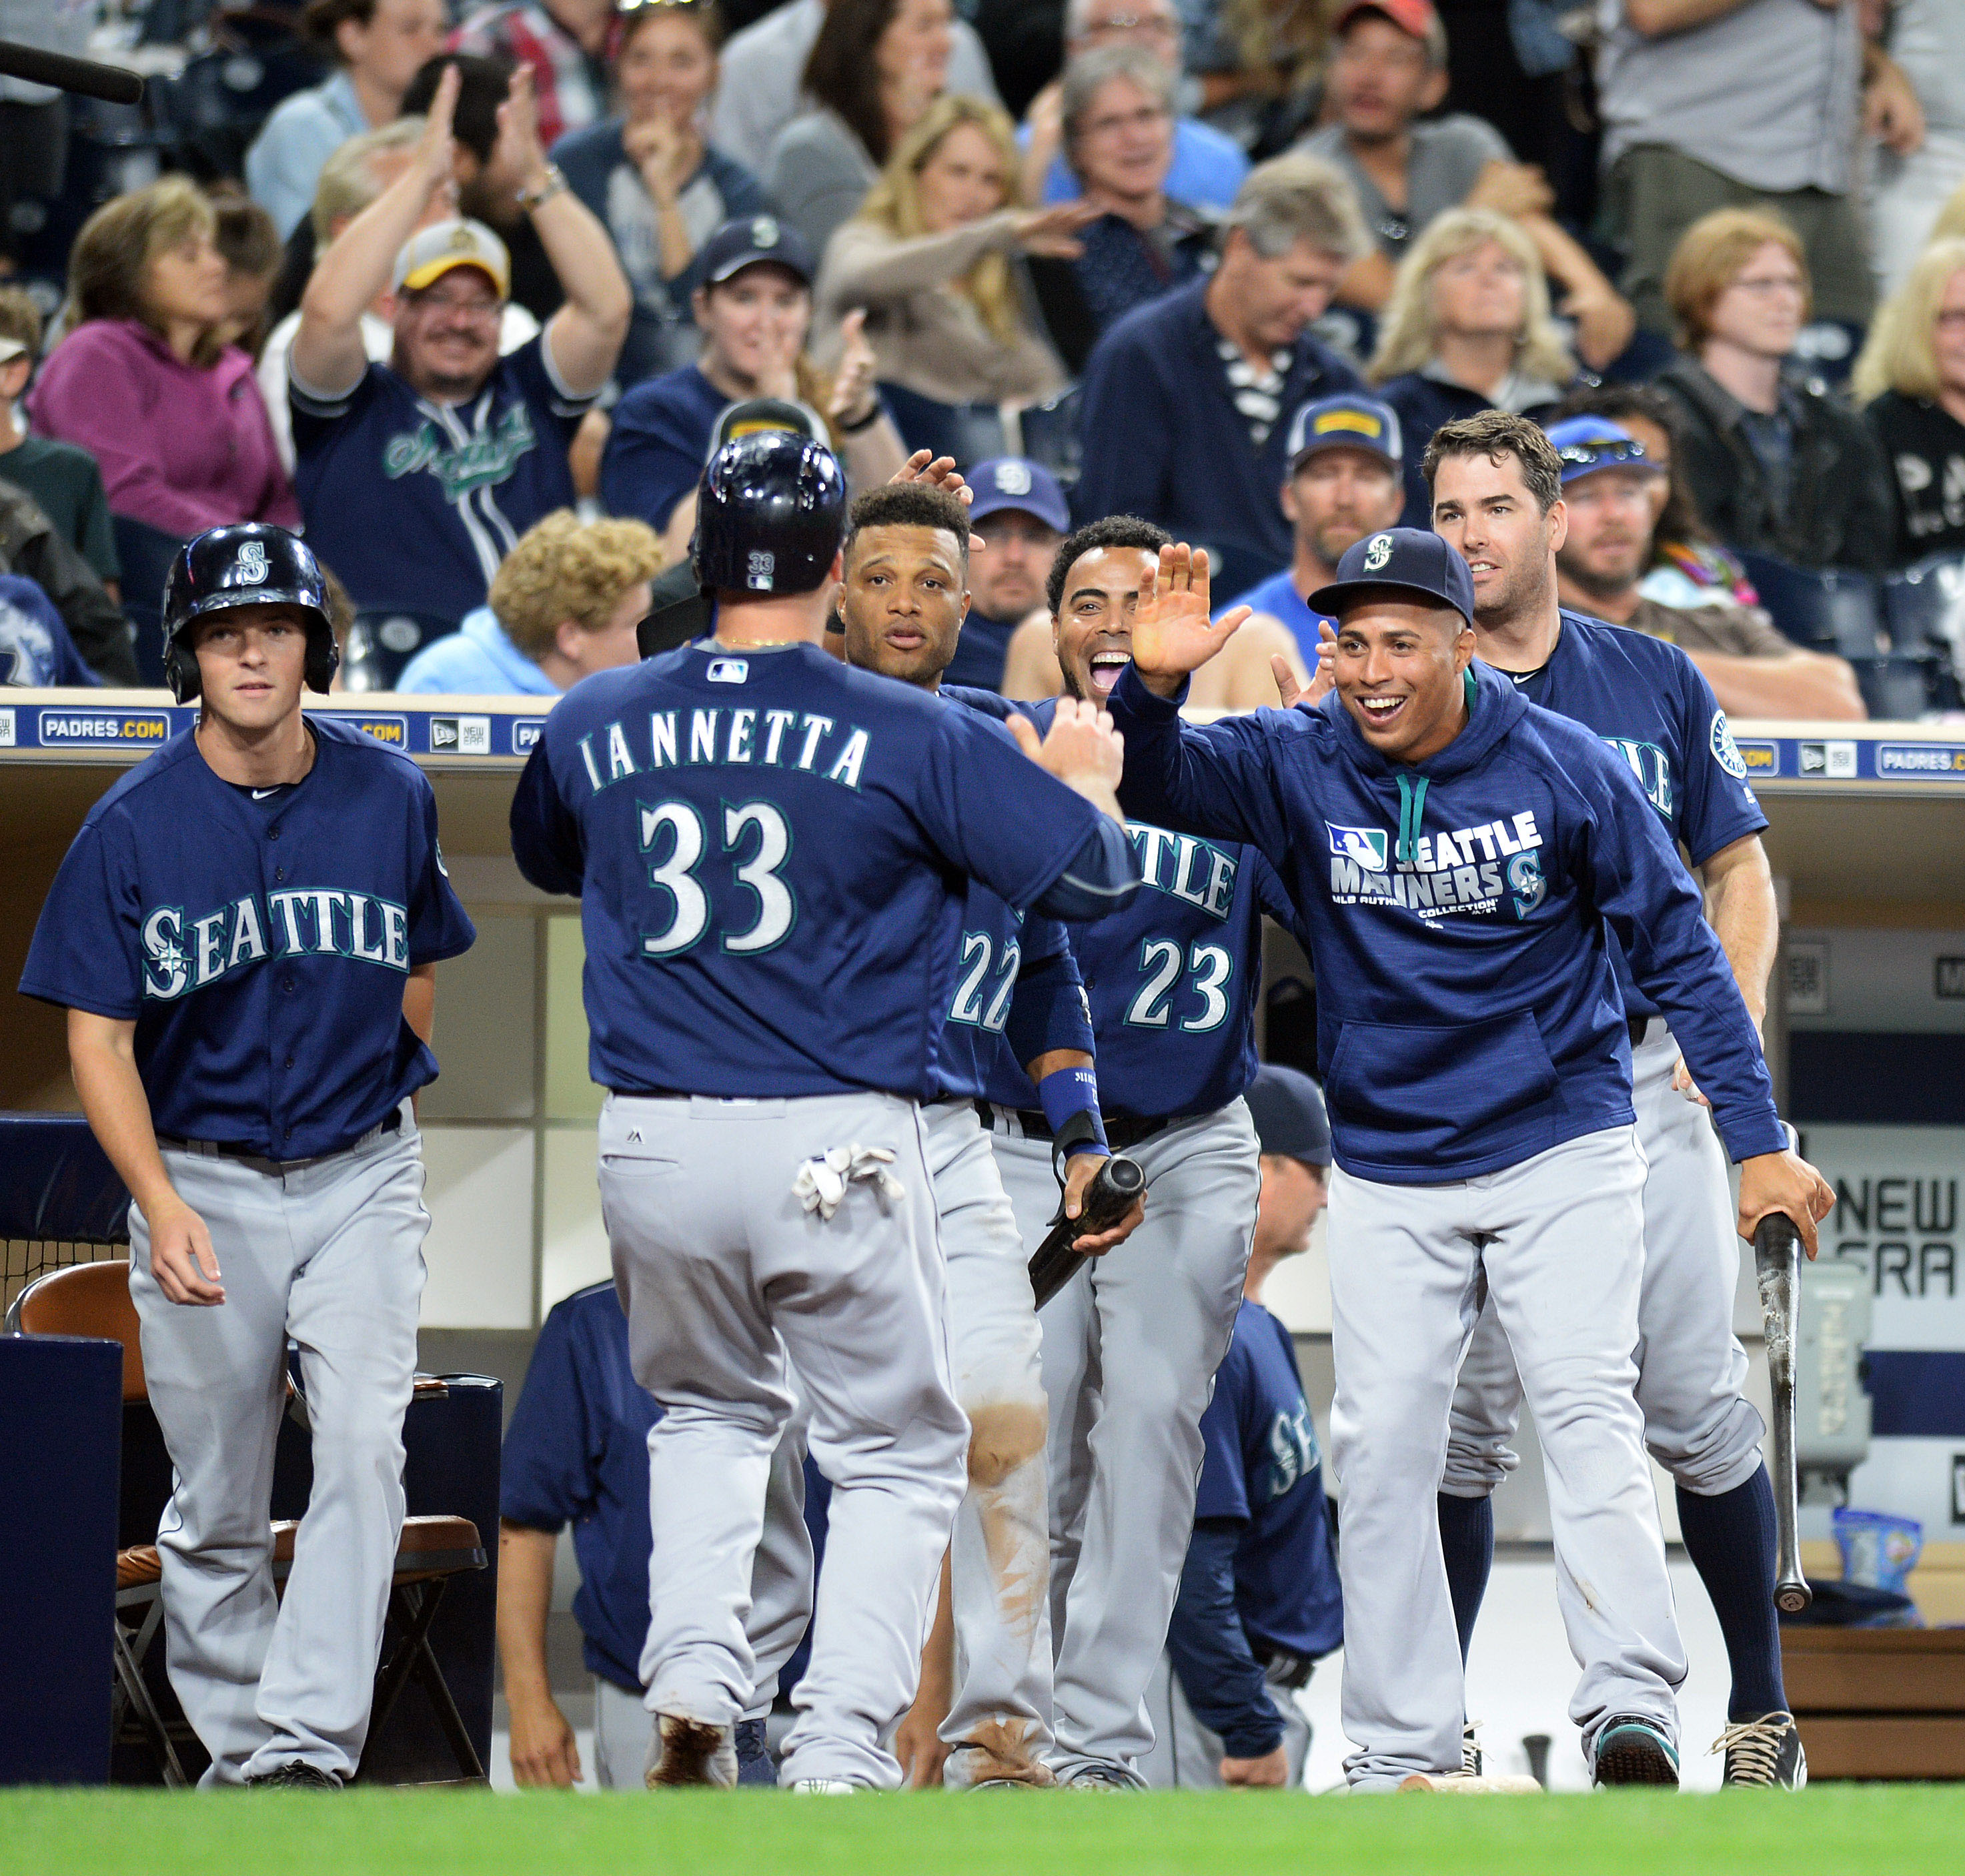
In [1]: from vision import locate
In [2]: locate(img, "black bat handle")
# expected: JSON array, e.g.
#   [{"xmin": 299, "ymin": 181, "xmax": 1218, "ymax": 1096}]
[
  {"xmin": 0, "ymin": 40, "xmax": 145, "ymax": 105},
  {"xmin": 1027, "ymin": 1155, "xmax": 1145, "ymax": 1310},
  {"xmin": 1754, "ymin": 1214, "xmax": 1812, "ymax": 1616}
]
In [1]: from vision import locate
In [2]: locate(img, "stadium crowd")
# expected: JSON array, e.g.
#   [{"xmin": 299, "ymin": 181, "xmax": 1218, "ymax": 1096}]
[{"xmin": 2, "ymin": 0, "xmax": 1965, "ymax": 715}]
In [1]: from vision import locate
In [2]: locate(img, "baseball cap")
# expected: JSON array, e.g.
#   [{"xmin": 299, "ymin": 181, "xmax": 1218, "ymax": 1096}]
[
  {"xmin": 0, "ymin": 334, "xmax": 28, "ymax": 365},
  {"xmin": 392, "ymin": 217, "xmax": 510, "ymax": 298},
  {"xmin": 1285, "ymin": 394, "xmax": 1403, "ymax": 473},
  {"xmin": 706, "ymin": 396, "xmax": 829, "ymax": 463},
  {"xmin": 700, "ymin": 215, "xmax": 815, "ymax": 290},
  {"xmin": 965, "ymin": 458, "xmax": 1071, "ymax": 532},
  {"xmin": 1245, "ymin": 1065, "xmax": 1331, "ymax": 1167},
  {"xmin": 1307, "ymin": 525, "xmax": 1475, "ymax": 625},
  {"xmin": 1545, "ymin": 416, "xmax": 1662, "ymax": 486},
  {"xmin": 1334, "ymin": 0, "xmax": 1447, "ymax": 61}
]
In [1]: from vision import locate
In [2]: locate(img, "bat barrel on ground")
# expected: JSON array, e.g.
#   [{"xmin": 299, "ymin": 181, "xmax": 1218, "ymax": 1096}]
[
  {"xmin": 1753, "ymin": 1213, "xmax": 1812, "ymax": 1615},
  {"xmin": 1028, "ymin": 1155, "xmax": 1145, "ymax": 1308},
  {"xmin": 0, "ymin": 40, "xmax": 145, "ymax": 105}
]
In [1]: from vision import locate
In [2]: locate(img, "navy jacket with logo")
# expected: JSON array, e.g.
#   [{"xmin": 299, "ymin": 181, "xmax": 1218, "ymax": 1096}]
[{"xmin": 1106, "ymin": 660, "xmax": 1786, "ymax": 1184}]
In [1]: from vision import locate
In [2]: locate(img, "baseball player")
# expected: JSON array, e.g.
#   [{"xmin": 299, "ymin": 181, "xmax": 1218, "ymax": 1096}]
[
  {"xmin": 829, "ymin": 480, "xmax": 1143, "ymax": 1789},
  {"xmin": 1423, "ymin": 412, "xmax": 1810, "ymax": 1787},
  {"xmin": 20, "ymin": 524, "xmax": 476, "ymax": 1789},
  {"xmin": 955, "ymin": 515, "xmax": 1292, "ymax": 1791},
  {"xmin": 507, "ymin": 432, "xmax": 1142, "ymax": 1791},
  {"xmin": 1105, "ymin": 528, "xmax": 1833, "ymax": 1789}
]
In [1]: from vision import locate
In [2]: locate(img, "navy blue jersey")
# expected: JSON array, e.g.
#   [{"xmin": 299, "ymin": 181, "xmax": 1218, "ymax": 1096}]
[
  {"xmin": 1195, "ymin": 1300, "xmax": 1343, "ymax": 1661},
  {"xmin": 931, "ymin": 886, "xmax": 1091, "ymax": 1101},
  {"xmin": 509, "ymin": 642, "xmax": 1126, "ymax": 1101},
  {"xmin": 21, "ymin": 718, "xmax": 476, "ymax": 1159},
  {"xmin": 500, "ymin": 1283, "xmax": 662, "ymax": 1693},
  {"xmin": 952, "ymin": 689, "xmax": 1283, "ymax": 1121},
  {"xmin": 1506, "ymin": 612, "xmax": 1770, "ymax": 1022},
  {"xmin": 1107, "ymin": 661, "xmax": 1786, "ymax": 1182},
  {"xmin": 292, "ymin": 336, "xmax": 598, "ymax": 624}
]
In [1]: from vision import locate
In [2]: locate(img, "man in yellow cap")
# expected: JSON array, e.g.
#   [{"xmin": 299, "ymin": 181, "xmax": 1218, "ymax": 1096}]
[{"xmin": 289, "ymin": 63, "xmax": 630, "ymax": 627}]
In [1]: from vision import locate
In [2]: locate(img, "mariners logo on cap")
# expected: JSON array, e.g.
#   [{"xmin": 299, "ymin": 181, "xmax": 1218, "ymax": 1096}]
[
  {"xmin": 752, "ymin": 216, "xmax": 778, "ymax": 247},
  {"xmin": 235, "ymin": 540, "xmax": 267, "ymax": 586},
  {"xmin": 1363, "ymin": 533, "xmax": 1393, "ymax": 572},
  {"xmin": 994, "ymin": 462, "xmax": 1033, "ymax": 496}
]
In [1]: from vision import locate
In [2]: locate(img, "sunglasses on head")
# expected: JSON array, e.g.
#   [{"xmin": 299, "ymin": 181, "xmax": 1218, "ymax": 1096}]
[{"xmin": 1557, "ymin": 437, "xmax": 1652, "ymax": 475}]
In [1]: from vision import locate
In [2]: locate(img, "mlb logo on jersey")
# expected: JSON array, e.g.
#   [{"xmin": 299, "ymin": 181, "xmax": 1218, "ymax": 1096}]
[
  {"xmin": 1328, "ymin": 825, "xmax": 1388, "ymax": 871},
  {"xmin": 706, "ymin": 658, "xmax": 749, "ymax": 684}
]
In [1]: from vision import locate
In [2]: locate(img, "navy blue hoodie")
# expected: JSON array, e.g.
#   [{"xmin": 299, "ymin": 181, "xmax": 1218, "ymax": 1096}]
[{"xmin": 1107, "ymin": 660, "xmax": 1786, "ymax": 1184}]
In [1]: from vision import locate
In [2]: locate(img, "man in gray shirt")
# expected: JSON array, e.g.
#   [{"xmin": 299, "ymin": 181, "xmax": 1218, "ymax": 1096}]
[{"xmin": 1597, "ymin": 0, "xmax": 1921, "ymax": 336}]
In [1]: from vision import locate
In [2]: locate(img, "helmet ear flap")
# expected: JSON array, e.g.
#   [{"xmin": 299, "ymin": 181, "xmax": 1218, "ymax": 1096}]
[
  {"xmin": 165, "ymin": 635, "xmax": 201, "ymax": 704},
  {"xmin": 304, "ymin": 622, "xmax": 340, "ymax": 695}
]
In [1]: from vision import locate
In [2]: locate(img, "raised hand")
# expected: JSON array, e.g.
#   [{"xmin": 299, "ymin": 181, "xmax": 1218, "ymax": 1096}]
[
  {"xmin": 495, "ymin": 64, "xmax": 548, "ymax": 194},
  {"xmin": 414, "ymin": 62, "xmax": 462, "ymax": 199},
  {"xmin": 1270, "ymin": 620, "xmax": 1337, "ymax": 709},
  {"xmin": 1131, "ymin": 542, "xmax": 1247, "ymax": 694},
  {"xmin": 891, "ymin": 450, "xmax": 972, "ymax": 505},
  {"xmin": 1007, "ymin": 695, "xmax": 1125, "ymax": 817},
  {"xmin": 1013, "ymin": 200, "xmax": 1099, "ymax": 260},
  {"xmin": 827, "ymin": 309, "xmax": 880, "ymax": 428}
]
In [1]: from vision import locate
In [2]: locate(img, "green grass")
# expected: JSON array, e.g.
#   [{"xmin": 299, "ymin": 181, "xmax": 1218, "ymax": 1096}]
[{"xmin": 1, "ymin": 1786, "xmax": 1960, "ymax": 1876}]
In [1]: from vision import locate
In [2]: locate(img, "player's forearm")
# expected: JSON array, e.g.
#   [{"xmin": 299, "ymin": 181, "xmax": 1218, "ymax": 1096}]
[
  {"xmin": 496, "ymin": 1520, "xmax": 560, "ymax": 1700},
  {"xmin": 1683, "ymin": 648, "xmax": 1866, "ymax": 722},
  {"xmin": 1521, "ymin": 213, "xmax": 1616, "ymax": 302},
  {"xmin": 1167, "ymin": 1524, "xmax": 1281, "ymax": 1756},
  {"xmin": 534, "ymin": 187, "xmax": 633, "ymax": 394},
  {"xmin": 1334, "ymin": 248, "xmax": 1396, "ymax": 313},
  {"xmin": 1623, "ymin": 0, "xmax": 1753, "ymax": 37},
  {"xmin": 1701, "ymin": 839, "xmax": 1778, "ymax": 1029},
  {"xmin": 917, "ymin": 1547, "xmax": 954, "ymax": 1705},
  {"xmin": 402, "ymin": 963, "xmax": 436, "ymax": 1046},
  {"xmin": 68, "ymin": 1020, "xmax": 179, "ymax": 1220},
  {"xmin": 837, "ymin": 415, "xmax": 910, "ymax": 494}
]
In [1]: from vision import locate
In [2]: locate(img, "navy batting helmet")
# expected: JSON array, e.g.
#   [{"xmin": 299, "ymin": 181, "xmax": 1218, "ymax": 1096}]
[
  {"xmin": 162, "ymin": 524, "xmax": 338, "ymax": 703},
  {"xmin": 692, "ymin": 432, "xmax": 847, "ymax": 598}
]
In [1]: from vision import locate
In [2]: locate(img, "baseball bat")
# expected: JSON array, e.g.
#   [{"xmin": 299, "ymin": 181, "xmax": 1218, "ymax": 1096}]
[
  {"xmin": 0, "ymin": 41, "xmax": 145, "ymax": 105},
  {"xmin": 1028, "ymin": 1155, "xmax": 1145, "ymax": 1308},
  {"xmin": 1753, "ymin": 1213, "xmax": 1812, "ymax": 1615}
]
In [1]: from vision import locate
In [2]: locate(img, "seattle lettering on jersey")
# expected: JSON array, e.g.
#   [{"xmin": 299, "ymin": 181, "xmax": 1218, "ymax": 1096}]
[
  {"xmin": 384, "ymin": 403, "xmax": 537, "ymax": 502},
  {"xmin": 142, "ymin": 890, "xmax": 411, "ymax": 999},
  {"xmin": 1327, "ymin": 810, "xmax": 1545, "ymax": 921},
  {"xmin": 1603, "ymin": 737, "xmax": 1672, "ymax": 816},
  {"xmin": 1131, "ymin": 825, "xmax": 1238, "ymax": 921},
  {"xmin": 574, "ymin": 707, "xmax": 872, "ymax": 795}
]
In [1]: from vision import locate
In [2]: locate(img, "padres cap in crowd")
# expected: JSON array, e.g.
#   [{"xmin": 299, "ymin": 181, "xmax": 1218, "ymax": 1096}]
[
  {"xmin": 1545, "ymin": 416, "xmax": 1663, "ymax": 486},
  {"xmin": 1285, "ymin": 394, "xmax": 1403, "ymax": 473},
  {"xmin": 964, "ymin": 457, "xmax": 1072, "ymax": 532},
  {"xmin": 392, "ymin": 217, "xmax": 512, "ymax": 299},
  {"xmin": 1245, "ymin": 1065, "xmax": 1331, "ymax": 1167},
  {"xmin": 1308, "ymin": 524, "xmax": 1475, "ymax": 625},
  {"xmin": 706, "ymin": 396, "xmax": 830, "ymax": 463},
  {"xmin": 700, "ymin": 215, "xmax": 816, "ymax": 289}
]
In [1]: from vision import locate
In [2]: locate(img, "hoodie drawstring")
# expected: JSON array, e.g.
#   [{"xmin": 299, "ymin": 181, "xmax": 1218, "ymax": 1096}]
[{"xmin": 1395, "ymin": 772, "xmax": 1429, "ymax": 865}]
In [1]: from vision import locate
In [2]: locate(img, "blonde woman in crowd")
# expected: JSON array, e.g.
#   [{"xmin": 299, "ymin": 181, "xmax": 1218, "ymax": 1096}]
[
  {"xmin": 813, "ymin": 95, "xmax": 1087, "ymax": 411},
  {"xmin": 1858, "ymin": 234, "xmax": 1965, "ymax": 566},
  {"xmin": 397, "ymin": 510, "xmax": 662, "ymax": 693},
  {"xmin": 1366, "ymin": 206, "xmax": 1579, "ymax": 521}
]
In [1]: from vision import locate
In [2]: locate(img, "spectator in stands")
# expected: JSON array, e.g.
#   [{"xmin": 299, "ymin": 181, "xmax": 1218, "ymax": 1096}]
[
  {"xmin": 1367, "ymin": 207, "xmax": 1578, "ymax": 524},
  {"xmin": 1653, "ymin": 208, "xmax": 1894, "ymax": 575},
  {"xmin": 766, "ymin": 0, "xmax": 958, "ymax": 261},
  {"xmin": 554, "ymin": 0, "xmax": 768, "ymax": 386},
  {"xmin": 1595, "ymin": 0, "xmax": 1922, "ymax": 341},
  {"xmin": 0, "ymin": 290, "xmax": 120, "ymax": 596},
  {"xmin": 404, "ymin": 54, "xmax": 569, "ymax": 325},
  {"xmin": 1187, "ymin": 0, "xmax": 1327, "ymax": 151},
  {"xmin": 946, "ymin": 456, "xmax": 1069, "ymax": 689},
  {"xmin": 1019, "ymin": 0, "xmax": 1249, "ymax": 213},
  {"xmin": 290, "ymin": 68, "xmax": 630, "ymax": 626},
  {"xmin": 1856, "ymin": 236, "xmax": 1965, "ymax": 565},
  {"xmin": 29, "ymin": 179, "xmax": 300, "ymax": 544},
  {"xmin": 1548, "ymin": 413, "xmax": 1866, "ymax": 719},
  {"xmin": 398, "ymin": 508, "xmax": 659, "ymax": 691},
  {"xmin": 247, "ymin": 0, "xmax": 448, "ymax": 239},
  {"xmin": 1053, "ymin": 46, "xmax": 1213, "ymax": 344},
  {"xmin": 601, "ymin": 215, "xmax": 906, "ymax": 554},
  {"xmin": 210, "ymin": 192, "xmax": 285, "ymax": 359},
  {"xmin": 0, "ymin": 574, "xmax": 101, "ymax": 690},
  {"xmin": 0, "ymin": 478, "xmax": 137, "ymax": 684},
  {"xmin": 451, "ymin": 0, "xmax": 618, "ymax": 151},
  {"xmin": 712, "ymin": 0, "xmax": 1001, "ymax": 178},
  {"xmin": 813, "ymin": 95, "xmax": 1077, "ymax": 411},
  {"xmin": 1867, "ymin": 0, "xmax": 1965, "ymax": 297},
  {"xmin": 1143, "ymin": 1063, "xmax": 1342, "ymax": 1791},
  {"xmin": 1299, "ymin": 1, "xmax": 1634, "ymax": 370},
  {"xmin": 1228, "ymin": 391, "xmax": 1405, "ymax": 668},
  {"xmin": 1074, "ymin": 153, "xmax": 1367, "ymax": 598}
]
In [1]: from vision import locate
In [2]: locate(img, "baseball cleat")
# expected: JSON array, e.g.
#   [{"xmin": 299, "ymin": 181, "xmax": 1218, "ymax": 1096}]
[
  {"xmin": 1461, "ymin": 1721, "xmax": 1483, "ymax": 1777},
  {"xmin": 244, "ymin": 1760, "xmax": 342, "ymax": 1790},
  {"xmin": 1591, "ymin": 1715, "xmax": 1680, "ymax": 1788},
  {"xmin": 735, "ymin": 1718, "xmax": 774, "ymax": 1788},
  {"xmin": 645, "ymin": 1715, "xmax": 738, "ymax": 1789},
  {"xmin": 1714, "ymin": 1713, "xmax": 1807, "ymax": 1789},
  {"xmin": 788, "ymin": 1777, "xmax": 856, "ymax": 1794}
]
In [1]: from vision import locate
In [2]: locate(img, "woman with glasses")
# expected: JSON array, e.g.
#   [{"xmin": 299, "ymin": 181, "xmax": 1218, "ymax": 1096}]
[
  {"xmin": 1365, "ymin": 207, "xmax": 1579, "ymax": 525},
  {"xmin": 1855, "ymin": 236, "xmax": 1965, "ymax": 566},
  {"xmin": 812, "ymin": 95, "xmax": 1083, "ymax": 412},
  {"xmin": 553, "ymin": 0, "xmax": 770, "ymax": 387},
  {"xmin": 1652, "ymin": 209, "xmax": 1893, "ymax": 576}
]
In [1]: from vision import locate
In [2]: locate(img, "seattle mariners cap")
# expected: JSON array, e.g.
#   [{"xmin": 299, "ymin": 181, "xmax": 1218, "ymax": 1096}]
[
  {"xmin": 393, "ymin": 217, "xmax": 511, "ymax": 299},
  {"xmin": 1245, "ymin": 1065, "xmax": 1331, "ymax": 1167},
  {"xmin": 706, "ymin": 396, "xmax": 828, "ymax": 463},
  {"xmin": 965, "ymin": 458, "xmax": 1071, "ymax": 532},
  {"xmin": 1545, "ymin": 416, "xmax": 1663, "ymax": 486},
  {"xmin": 1285, "ymin": 394, "xmax": 1403, "ymax": 473},
  {"xmin": 700, "ymin": 215, "xmax": 815, "ymax": 289},
  {"xmin": 1308, "ymin": 525, "xmax": 1475, "ymax": 625}
]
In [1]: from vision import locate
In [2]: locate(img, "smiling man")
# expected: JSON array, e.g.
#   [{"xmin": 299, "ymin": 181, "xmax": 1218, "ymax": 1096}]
[{"xmin": 1102, "ymin": 527, "xmax": 1832, "ymax": 1791}]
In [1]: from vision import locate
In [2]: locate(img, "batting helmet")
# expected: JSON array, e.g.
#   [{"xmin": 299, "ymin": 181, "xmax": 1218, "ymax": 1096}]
[
  {"xmin": 162, "ymin": 524, "xmax": 338, "ymax": 703},
  {"xmin": 692, "ymin": 432, "xmax": 846, "ymax": 598}
]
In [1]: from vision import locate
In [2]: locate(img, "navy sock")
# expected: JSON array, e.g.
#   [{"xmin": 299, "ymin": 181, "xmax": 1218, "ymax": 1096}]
[
  {"xmin": 1676, "ymin": 1466, "xmax": 1787, "ymax": 1721},
  {"xmin": 1436, "ymin": 1491, "xmax": 1494, "ymax": 1666}
]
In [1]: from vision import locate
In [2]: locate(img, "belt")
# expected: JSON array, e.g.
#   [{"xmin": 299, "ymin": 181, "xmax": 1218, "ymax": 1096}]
[
  {"xmin": 611, "ymin": 1085, "xmax": 694, "ymax": 1100},
  {"xmin": 1628, "ymin": 1013, "xmax": 1654, "ymax": 1049},
  {"xmin": 985, "ymin": 1102, "xmax": 1188, "ymax": 1156},
  {"xmin": 158, "ymin": 1105, "xmax": 402, "ymax": 1171}
]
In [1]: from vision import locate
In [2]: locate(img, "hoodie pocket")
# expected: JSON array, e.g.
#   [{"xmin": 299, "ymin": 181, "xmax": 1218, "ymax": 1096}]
[{"xmin": 1327, "ymin": 1010, "xmax": 1557, "ymax": 1146}]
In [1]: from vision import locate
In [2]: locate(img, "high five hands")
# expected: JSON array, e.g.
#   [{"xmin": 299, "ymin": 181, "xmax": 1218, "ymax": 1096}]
[
  {"xmin": 1270, "ymin": 621, "xmax": 1339, "ymax": 710},
  {"xmin": 1131, "ymin": 544, "xmax": 1250, "ymax": 697}
]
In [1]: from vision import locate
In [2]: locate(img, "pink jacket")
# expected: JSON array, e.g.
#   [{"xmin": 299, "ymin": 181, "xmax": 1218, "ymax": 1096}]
[{"xmin": 29, "ymin": 320, "xmax": 301, "ymax": 540}]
